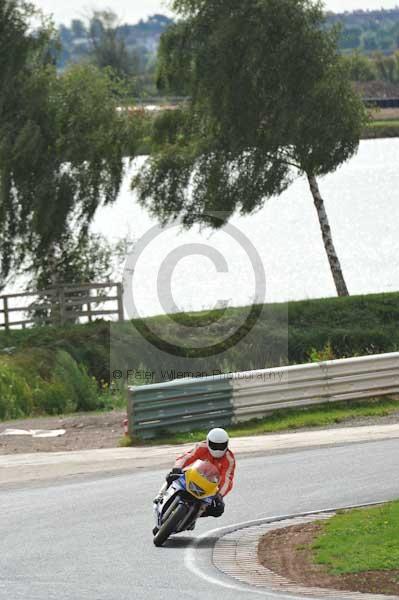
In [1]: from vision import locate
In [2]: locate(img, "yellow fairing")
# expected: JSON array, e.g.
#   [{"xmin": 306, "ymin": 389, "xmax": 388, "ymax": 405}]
[{"xmin": 185, "ymin": 464, "xmax": 219, "ymax": 500}]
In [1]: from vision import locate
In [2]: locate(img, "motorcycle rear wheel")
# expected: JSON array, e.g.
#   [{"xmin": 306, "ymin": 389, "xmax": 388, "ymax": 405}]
[{"xmin": 153, "ymin": 503, "xmax": 188, "ymax": 547}]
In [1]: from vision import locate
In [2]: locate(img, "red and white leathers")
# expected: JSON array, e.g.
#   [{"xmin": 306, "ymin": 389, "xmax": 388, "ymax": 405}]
[{"xmin": 174, "ymin": 441, "xmax": 236, "ymax": 497}]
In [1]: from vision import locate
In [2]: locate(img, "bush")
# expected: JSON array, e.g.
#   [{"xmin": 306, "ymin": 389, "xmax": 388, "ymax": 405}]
[
  {"xmin": 32, "ymin": 379, "xmax": 77, "ymax": 415},
  {"xmin": 0, "ymin": 321, "xmax": 110, "ymax": 382},
  {"xmin": 0, "ymin": 291, "xmax": 399, "ymax": 419},
  {"xmin": 0, "ymin": 363, "xmax": 33, "ymax": 419},
  {"xmin": 52, "ymin": 350, "xmax": 99, "ymax": 412},
  {"xmin": 0, "ymin": 350, "xmax": 101, "ymax": 420}
]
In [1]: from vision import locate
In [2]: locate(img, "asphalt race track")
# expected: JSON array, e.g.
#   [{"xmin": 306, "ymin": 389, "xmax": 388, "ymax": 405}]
[{"xmin": 1, "ymin": 439, "xmax": 399, "ymax": 600}]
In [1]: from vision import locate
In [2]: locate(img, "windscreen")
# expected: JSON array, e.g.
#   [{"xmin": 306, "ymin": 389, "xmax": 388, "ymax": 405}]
[{"xmin": 192, "ymin": 460, "xmax": 220, "ymax": 483}]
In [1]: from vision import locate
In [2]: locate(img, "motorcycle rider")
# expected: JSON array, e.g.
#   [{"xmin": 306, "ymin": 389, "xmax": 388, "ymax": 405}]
[{"xmin": 154, "ymin": 428, "xmax": 235, "ymax": 518}]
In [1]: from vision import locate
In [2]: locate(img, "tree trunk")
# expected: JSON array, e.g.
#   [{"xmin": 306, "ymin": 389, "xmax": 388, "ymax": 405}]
[{"xmin": 307, "ymin": 173, "xmax": 349, "ymax": 297}]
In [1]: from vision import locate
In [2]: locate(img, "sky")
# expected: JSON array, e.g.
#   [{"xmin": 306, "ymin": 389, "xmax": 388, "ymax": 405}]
[{"xmin": 32, "ymin": 0, "xmax": 399, "ymax": 25}]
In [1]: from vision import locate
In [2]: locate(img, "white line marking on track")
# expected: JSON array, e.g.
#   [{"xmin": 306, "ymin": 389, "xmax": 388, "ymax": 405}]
[
  {"xmin": 184, "ymin": 502, "xmax": 388, "ymax": 598},
  {"xmin": 184, "ymin": 519, "xmax": 307, "ymax": 598}
]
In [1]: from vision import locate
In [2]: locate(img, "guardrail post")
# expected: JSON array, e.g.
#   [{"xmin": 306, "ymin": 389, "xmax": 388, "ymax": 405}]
[
  {"xmin": 127, "ymin": 388, "xmax": 134, "ymax": 438},
  {"xmin": 319, "ymin": 360, "xmax": 331, "ymax": 402}
]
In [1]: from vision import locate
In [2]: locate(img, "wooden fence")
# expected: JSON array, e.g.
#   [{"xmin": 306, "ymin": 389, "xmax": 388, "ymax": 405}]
[{"xmin": 0, "ymin": 282, "xmax": 124, "ymax": 331}]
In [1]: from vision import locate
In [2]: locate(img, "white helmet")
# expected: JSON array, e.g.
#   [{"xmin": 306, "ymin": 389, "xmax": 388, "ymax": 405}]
[{"xmin": 207, "ymin": 428, "xmax": 229, "ymax": 458}]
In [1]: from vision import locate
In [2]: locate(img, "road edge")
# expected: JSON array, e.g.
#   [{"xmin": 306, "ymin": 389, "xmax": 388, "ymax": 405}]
[
  {"xmin": 2, "ymin": 423, "xmax": 399, "ymax": 487},
  {"xmin": 210, "ymin": 503, "xmax": 399, "ymax": 599}
]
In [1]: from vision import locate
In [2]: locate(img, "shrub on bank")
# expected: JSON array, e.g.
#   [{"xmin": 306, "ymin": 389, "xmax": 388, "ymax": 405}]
[
  {"xmin": 0, "ymin": 291, "xmax": 399, "ymax": 419},
  {"xmin": 0, "ymin": 363, "xmax": 33, "ymax": 420},
  {"xmin": 52, "ymin": 350, "xmax": 98, "ymax": 412},
  {"xmin": 33, "ymin": 379, "xmax": 76, "ymax": 415},
  {"xmin": 0, "ymin": 349, "xmax": 110, "ymax": 419}
]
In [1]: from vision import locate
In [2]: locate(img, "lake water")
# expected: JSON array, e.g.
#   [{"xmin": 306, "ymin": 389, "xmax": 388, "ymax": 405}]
[{"xmin": 90, "ymin": 138, "xmax": 399, "ymax": 318}]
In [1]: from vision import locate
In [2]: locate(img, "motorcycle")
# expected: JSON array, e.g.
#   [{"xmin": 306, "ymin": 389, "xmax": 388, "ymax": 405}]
[{"xmin": 152, "ymin": 459, "xmax": 220, "ymax": 547}]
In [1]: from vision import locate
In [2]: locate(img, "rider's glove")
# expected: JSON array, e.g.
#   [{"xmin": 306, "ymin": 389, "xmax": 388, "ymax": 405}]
[
  {"xmin": 166, "ymin": 467, "xmax": 183, "ymax": 485},
  {"xmin": 210, "ymin": 493, "xmax": 225, "ymax": 517},
  {"xmin": 171, "ymin": 467, "xmax": 183, "ymax": 475},
  {"xmin": 213, "ymin": 493, "xmax": 223, "ymax": 506}
]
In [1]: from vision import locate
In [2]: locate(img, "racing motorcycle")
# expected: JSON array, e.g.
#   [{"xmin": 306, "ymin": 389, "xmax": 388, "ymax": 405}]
[{"xmin": 152, "ymin": 459, "xmax": 220, "ymax": 547}]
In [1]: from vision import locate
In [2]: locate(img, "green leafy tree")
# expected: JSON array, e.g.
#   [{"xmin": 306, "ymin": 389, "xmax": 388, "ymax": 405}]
[
  {"xmin": 0, "ymin": 0, "xmax": 55, "ymax": 288},
  {"xmin": 26, "ymin": 231, "xmax": 134, "ymax": 325},
  {"xmin": 28, "ymin": 231, "xmax": 134, "ymax": 290},
  {"xmin": 376, "ymin": 29, "xmax": 394, "ymax": 53},
  {"xmin": 29, "ymin": 233, "xmax": 114, "ymax": 290},
  {"xmin": 71, "ymin": 18, "xmax": 87, "ymax": 39},
  {"xmin": 0, "ymin": 1, "xmax": 33, "ymax": 91},
  {"xmin": 134, "ymin": 0, "xmax": 366, "ymax": 297},
  {"xmin": 89, "ymin": 11, "xmax": 132, "ymax": 78},
  {"xmin": 363, "ymin": 34, "xmax": 378, "ymax": 52},
  {"xmin": 343, "ymin": 52, "xmax": 377, "ymax": 82},
  {"xmin": 341, "ymin": 26, "xmax": 362, "ymax": 50},
  {"xmin": 374, "ymin": 52, "xmax": 398, "ymax": 84},
  {"xmin": 0, "ymin": 14, "xmax": 138, "ymax": 290}
]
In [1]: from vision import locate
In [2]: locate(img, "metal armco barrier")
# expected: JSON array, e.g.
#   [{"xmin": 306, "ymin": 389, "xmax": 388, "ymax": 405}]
[
  {"xmin": 128, "ymin": 378, "xmax": 234, "ymax": 439},
  {"xmin": 128, "ymin": 352, "xmax": 399, "ymax": 439}
]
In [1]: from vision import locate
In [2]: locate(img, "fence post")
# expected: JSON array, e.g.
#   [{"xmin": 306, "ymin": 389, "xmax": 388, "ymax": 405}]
[
  {"xmin": 116, "ymin": 283, "xmax": 124, "ymax": 322},
  {"xmin": 87, "ymin": 293, "xmax": 93, "ymax": 323},
  {"xmin": 3, "ymin": 297, "xmax": 9, "ymax": 332},
  {"xmin": 49, "ymin": 287, "xmax": 58, "ymax": 326},
  {"xmin": 58, "ymin": 286, "xmax": 66, "ymax": 326}
]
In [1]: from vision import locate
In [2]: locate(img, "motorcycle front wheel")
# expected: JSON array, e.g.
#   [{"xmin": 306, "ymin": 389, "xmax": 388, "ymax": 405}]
[{"xmin": 153, "ymin": 503, "xmax": 188, "ymax": 547}]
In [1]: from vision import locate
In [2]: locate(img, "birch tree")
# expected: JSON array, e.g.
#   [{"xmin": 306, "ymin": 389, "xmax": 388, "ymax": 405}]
[{"xmin": 134, "ymin": 0, "xmax": 366, "ymax": 296}]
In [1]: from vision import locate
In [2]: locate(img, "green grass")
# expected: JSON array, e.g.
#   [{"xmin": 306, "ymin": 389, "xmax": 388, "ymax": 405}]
[
  {"xmin": 127, "ymin": 396, "xmax": 399, "ymax": 446},
  {"xmin": 369, "ymin": 120, "xmax": 399, "ymax": 127},
  {"xmin": 2, "ymin": 291, "xmax": 399, "ymax": 388},
  {"xmin": 363, "ymin": 121, "xmax": 399, "ymax": 138},
  {"xmin": 3, "ymin": 290, "xmax": 399, "ymax": 420},
  {"xmin": 312, "ymin": 501, "xmax": 399, "ymax": 575},
  {"xmin": 119, "ymin": 435, "xmax": 134, "ymax": 447}
]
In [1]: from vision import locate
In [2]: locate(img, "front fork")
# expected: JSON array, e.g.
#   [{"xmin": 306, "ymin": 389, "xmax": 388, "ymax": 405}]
[
  {"xmin": 178, "ymin": 503, "xmax": 199, "ymax": 532},
  {"xmin": 154, "ymin": 495, "xmax": 202, "ymax": 532},
  {"xmin": 153, "ymin": 480, "xmax": 213, "ymax": 531},
  {"xmin": 177, "ymin": 496, "xmax": 213, "ymax": 530}
]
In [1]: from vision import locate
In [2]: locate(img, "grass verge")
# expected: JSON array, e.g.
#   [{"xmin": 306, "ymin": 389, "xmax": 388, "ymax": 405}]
[
  {"xmin": 363, "ymin": 120, "xmax": 399, "ymax": 138},
  {"xmin": 3, "ymin": 290, "xmax": 399, "ymax": 421},
  {"xmin": 370, "ymin": 119, "xmax": 399, "ymax": 127},
  {"xmin": 312, "ymin": 500, "xmax": 399, "ymax": 574},
  {"xmin": 2, "ymin": 291, "xmax": 399, "ymax": 389},
  {"xmin": 124, "ymin": 396, "xmax": 399, "ymax": 446}
]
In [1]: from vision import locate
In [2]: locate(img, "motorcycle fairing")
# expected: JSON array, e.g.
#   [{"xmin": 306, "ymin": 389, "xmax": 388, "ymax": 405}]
[
  {"xmin": 154, "ymin": 474, "xmax": 214, "ymax": 529},
  {"xmin": 184, "ymin": 461, "xmax": 219, "ymax": 499}
]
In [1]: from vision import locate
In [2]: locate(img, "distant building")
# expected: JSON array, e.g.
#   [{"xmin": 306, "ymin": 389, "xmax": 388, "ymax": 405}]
[{"xmin": 354, "ymin": 81, "xmax": 399, "ymax": 108}]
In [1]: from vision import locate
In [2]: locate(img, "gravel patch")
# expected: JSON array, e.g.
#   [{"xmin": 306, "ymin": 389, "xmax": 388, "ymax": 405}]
[{"xmin": 0, "ymin": 411, "xmax": 126, "ymax": 454}]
